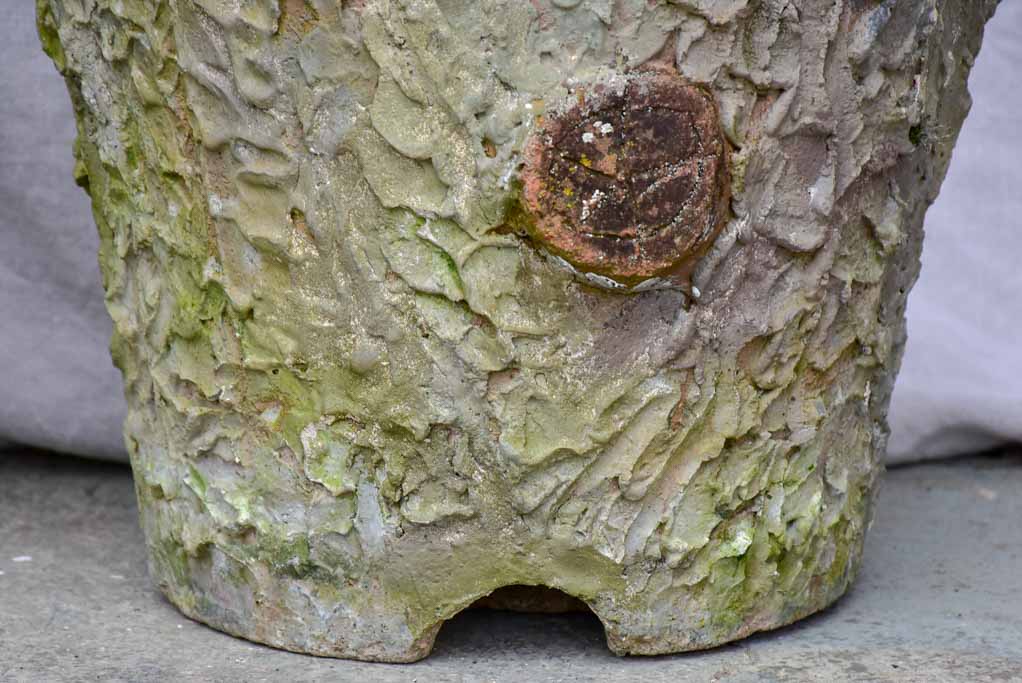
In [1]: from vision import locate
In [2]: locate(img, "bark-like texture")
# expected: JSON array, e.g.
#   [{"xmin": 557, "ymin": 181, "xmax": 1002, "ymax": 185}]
[{"xmin": 39, "ymin": 0, "xmax": 997, "ymax": 662}]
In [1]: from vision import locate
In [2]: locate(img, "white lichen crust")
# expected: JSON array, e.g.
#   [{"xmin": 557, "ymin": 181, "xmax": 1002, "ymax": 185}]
[{"xmin": 39, "ymin": 0, "xmax": 996, "ymax": 662}]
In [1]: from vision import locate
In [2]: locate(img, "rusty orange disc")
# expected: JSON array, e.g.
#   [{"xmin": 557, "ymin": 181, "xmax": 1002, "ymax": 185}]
[{"xmin": 521, "ymin": 73, "xmax": 730, "ymax": 285}]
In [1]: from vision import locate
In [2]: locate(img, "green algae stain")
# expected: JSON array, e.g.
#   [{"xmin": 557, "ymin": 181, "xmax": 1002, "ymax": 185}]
[{"xmin": 36, "ymin": 0, "xmax": 66, "ymax": 73}]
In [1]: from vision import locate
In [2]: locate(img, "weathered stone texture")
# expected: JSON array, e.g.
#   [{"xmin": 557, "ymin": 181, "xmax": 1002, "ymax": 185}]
[{"xmin": 39, "ymin": 0, "xmax": 997, "ymax": 661}]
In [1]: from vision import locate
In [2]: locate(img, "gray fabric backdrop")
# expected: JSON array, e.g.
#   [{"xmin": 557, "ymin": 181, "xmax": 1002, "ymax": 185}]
[{"xmin": 2, "ymin": 2, "xmax": 1019, "ymax": 463}]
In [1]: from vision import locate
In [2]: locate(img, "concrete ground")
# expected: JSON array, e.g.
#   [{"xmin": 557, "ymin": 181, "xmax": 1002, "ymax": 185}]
[{"xmin": 1, "ymin": 448, "xmax": 1020, "ymax": 682}]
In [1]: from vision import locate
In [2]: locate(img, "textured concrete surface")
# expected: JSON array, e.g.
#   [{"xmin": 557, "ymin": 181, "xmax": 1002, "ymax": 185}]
[
  {"xmin": 7, "ymin": 0, "xmax": 1022, "ymax": 468},
  {"xmin": 1, "ymin": 448, "xmax": 1020, "ymax": 682},
  {"xmin": 35, "ymin": 2, "xmax": 998, "ymax": 658}
]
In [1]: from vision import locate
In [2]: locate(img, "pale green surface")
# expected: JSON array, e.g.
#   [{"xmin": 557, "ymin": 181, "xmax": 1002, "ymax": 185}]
[{"xmin": 38, "ymin": 0, "xmax": 996, "ymax": 661}]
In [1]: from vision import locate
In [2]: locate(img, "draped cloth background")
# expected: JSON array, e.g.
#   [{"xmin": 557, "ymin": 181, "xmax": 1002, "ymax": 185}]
[{"xmin": 2, "ymin": 2, "xmax": 1019, "ymax": 464}]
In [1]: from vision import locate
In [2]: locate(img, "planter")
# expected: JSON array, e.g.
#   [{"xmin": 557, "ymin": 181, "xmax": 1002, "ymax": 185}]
[{"xmin": 39, "ymin": 0, "xmax": 997, "ymax": 662}]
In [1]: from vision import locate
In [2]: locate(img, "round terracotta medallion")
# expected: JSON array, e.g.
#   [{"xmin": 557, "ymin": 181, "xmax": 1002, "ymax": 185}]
[{"xmin": 521, "ymin": 72, "xmax": 730, "ymax": 285}]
